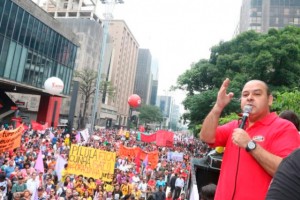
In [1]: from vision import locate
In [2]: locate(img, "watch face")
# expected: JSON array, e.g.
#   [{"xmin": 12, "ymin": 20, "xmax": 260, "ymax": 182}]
[{"xmin": 248, "ymin": 141, "xmax": 256, "ymax": 150}]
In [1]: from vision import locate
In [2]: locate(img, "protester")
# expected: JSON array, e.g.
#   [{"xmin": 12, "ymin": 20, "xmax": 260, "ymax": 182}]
[
  {"xmin": 200, "ymin": 78, "xmax": 300, "ymax": 200},
  {"xmin": 11, "ymin": 176, "xmax": 27, "ymax": 194},
  {"xmin": 0, "ymin": 118, "xmax": 203, "ymax": 200},
  {"xmin": 169, "ymin": 173, "xmax": 177, "ymax": 196},
  {"xmin": 173, "ymin": 174, "xmax": 184, "ymax": 200},
  {"xmin": 266, "ymin": 110, "xmax": 300, "ymax": 199},
  {"xmin": 279, "ymin": 110, "xmax": 300, "ymax": 131},
  {"xmin": 0, "ymin": 172, "xmax": 11, "ymax": 198},
  {"xmin": 154, "ymin": 185, "xmax": 165, "ymax": 200},
  {"xmin": 266, "ymin": 148, "xmax": 300, "ymax": 200},
  {"xmin": 200, "ymin": 183, "xmax": 216, "ymax": 200}
]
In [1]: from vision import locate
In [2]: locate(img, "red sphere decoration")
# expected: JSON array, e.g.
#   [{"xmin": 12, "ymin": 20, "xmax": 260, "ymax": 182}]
[{"xmin": 128, "ymin": 94, "xmax": 141, "ymax": 108}]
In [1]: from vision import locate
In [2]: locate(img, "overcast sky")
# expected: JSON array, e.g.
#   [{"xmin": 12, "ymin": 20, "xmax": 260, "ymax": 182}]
[{"xmin": 110, "ymin": 0, "xmax": 242, "ymax": 105}]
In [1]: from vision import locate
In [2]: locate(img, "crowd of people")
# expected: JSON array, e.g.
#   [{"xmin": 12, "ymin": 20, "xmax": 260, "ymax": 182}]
[
  {"xmin": 0, "ymin": 124, "xmax": 210, "ymax": 200},
  {"xmin": 3, "ymin": 78, "xmax": 300, "ymax": 200}
]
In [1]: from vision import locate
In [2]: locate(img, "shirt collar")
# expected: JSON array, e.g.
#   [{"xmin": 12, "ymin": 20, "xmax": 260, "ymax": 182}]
[{"xmin": 254, "ymin": 112, "xmax": 278, "ymax": 126}]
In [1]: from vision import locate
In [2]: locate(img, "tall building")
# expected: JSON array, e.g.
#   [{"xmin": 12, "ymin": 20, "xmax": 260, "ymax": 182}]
[
  {"xmin": 156, "ymin": 95, "xmax": 172, "ymax": 129},
  {"xmin": 134, "ymin": 49, "xmax": 152, "ymax": 105},
  {"xmin": 170, "ymin": 104, "xmax": 180, "ymax": 131},
  {"xmin": 150, "ymin": 58, "xmax": 158, "ymax": 106},
  {"xmin": 41, "ymin": 0, "xmax": 118, "ymax": 128},
  {"xmin": 0, "ymin": 0, "xmax": 78, "ymax": 126},
  {"xmin": 107, "ymin": 20, "xmax": 139, "ymax": 127},
  {"xmin": 240, "ymin": 0, "xmax": 300, "ymax": 33}
]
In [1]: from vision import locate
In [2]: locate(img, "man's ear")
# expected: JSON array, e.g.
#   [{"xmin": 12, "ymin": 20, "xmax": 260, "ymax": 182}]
[{"xmin": 268, "ymin": 95, "xmax": 273, "ymax": 106}]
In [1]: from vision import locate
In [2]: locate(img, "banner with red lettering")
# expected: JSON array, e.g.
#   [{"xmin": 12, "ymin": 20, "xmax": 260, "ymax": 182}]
[
  {"xmin": 156, "ymin": 130, "xmax": 174, "ymax": 147},
  {"xmin": 141, "ymin": 133, "xmax": 156, "ymax": 142},
  {"xmin": 0, "ymin": 125, "xmax": 24, "ymax": 152}
]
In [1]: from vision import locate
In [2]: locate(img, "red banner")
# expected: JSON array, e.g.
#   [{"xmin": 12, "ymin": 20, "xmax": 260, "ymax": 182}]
[
  {"xmin": 118, "ymin": 144, "xmax": 159, "ymax": 169},
  {"xmin": 31, "ymin": 120, "xmax": 48, "ymax": 131},
  {"xmin": 141, "ymin": 133, "xmax": 156, "ymax": 142},
  {"xmin": 156, "ymin": 130, "xmax": 174, "ymax": 147}
]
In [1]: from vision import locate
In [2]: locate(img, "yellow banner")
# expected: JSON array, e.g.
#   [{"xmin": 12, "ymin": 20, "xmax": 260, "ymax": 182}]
[{"xmin": 68, "ymin": 145, "xmax": 116, "ymax": 181}]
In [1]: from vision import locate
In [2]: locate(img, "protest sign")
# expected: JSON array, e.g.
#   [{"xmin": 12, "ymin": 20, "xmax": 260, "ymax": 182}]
[
  {"xmin": 167, "ymin": 152, "xmax": 184, "ymax": 162},
  {"xmin": 68, "ymin": 145, "xmax": 116, "ymax": 181},
  {"xmin": 0, "ymin": 125, "xmax": 23, "ymax": 152}
]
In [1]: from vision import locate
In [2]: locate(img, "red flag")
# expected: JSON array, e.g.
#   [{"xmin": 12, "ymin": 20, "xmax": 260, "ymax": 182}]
[
  {"xmin": 135, "ymin": 149, "xmax": 141, "ymax": 173},
  {"xmin": 139, "ymin": 125, "xmax": 145, "ymax": 132},
  {"xmin": 16, "ymin": 120, "xmax": 21, "ymax": 128},
  {"xmin": 31, "ymin": 120, "xmax": 44, "ymax": 131},
  {"xmin": 42, "ymin": 122, "xmax": 48, "ymax": 130},
  {"xmin": 23, "ymin": 124, "xmax": 29, "ymax": 130},
  {"xmin": 141, "ymin": 133, "xmax": 156, "ymax": 142},
  {"xmin": 156, "ymin": 130, "xmax": 174, "ymax": 147}
]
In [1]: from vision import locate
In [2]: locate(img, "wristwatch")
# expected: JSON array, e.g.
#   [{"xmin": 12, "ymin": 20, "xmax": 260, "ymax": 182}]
[{"xmin": 246, "ymin": 140, "xmax": 256, "ymax": 152}]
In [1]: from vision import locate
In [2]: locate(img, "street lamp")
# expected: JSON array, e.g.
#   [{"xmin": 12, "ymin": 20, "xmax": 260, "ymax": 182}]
[{"xmin": 90, "ymin": 0, "xmax": 124, "ymax": 133}]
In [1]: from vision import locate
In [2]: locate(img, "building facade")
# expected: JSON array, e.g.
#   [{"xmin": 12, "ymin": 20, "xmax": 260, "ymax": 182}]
[
  {"xmin": 0, "ymin": 0, "xmax": 78, "ymax": 126},
  {"xmin": 156, "ymin": 95, "xmax": 172, "ymax": 129},
  {"xmin": 150, "ymin": 58, "xmax": 159, "ymax": 106},
  {"xmin": 107, "ymin": 20, "xmax": 139, "ymax": 127},
  {"xmin": 134, "ymin": 49, "xmax": 152, "ymax": 105},
  {"xmin": 0, "ymin": 0, "xmax": 77, "ymax": 93},
  {"xmin": 240, "ymin": 0, "xmax": 300, "ymax": 33},
  {"xmin": 41, "ymin": 0, "xmax": 120, "ymax": 128}
]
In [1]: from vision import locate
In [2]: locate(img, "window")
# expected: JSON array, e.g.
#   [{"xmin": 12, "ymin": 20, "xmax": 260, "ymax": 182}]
[
  {"xmin": 12, "ymin": 8, "xmax": 23, "ymax": 41},
  {"xmin": 0, "ymin": 1, "xmax": 12, "ymax": 35},
  {"xmin": 19, "ymin": 12, "xmax": 28, "ymax": 44},
  {"xmin": 284, "ymin": 8, "xmax": 289, "ymax": 15},
  {"xmin": 6, "ymin": 3, "xmax": 18, "ymax": 38}
]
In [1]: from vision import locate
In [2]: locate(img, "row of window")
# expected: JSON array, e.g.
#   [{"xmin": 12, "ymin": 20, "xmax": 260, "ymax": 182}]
[
  {"xmin": 0, "ymin": 0, "xmax": 78, "ymax": 94},
  {"xmin": 0, "ymin": 0, "xmax": 77, "ymax": 69},
  {"xmin": 271, "ymin": 0, "xmax": 300, "ymax": 7}
]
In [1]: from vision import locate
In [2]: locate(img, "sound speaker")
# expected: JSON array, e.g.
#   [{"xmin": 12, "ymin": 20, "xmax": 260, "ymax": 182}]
[{"xmin": 195, "ymin": 164, "xmax": 219, "ymax": 190}]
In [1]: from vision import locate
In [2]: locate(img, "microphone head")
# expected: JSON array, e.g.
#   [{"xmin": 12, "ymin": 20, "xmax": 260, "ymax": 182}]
[{"xmin": 243, "ymin": 105, "xmax": 253, "ymax": 114}]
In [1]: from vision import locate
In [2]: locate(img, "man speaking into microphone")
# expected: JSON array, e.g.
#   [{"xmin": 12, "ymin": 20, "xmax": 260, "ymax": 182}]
[{"xmin": 200, "ymin": 78, "xmax": 300, "ymax": 200}]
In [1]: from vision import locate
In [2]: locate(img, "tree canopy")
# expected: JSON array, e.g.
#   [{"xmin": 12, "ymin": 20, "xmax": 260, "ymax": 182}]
[
  {"xmin": 74, "ymin": 69, "xmax": 116, "ymax": 128},
  {"xmin": 173, "ymin": 26, "xmax": 300, "ymax": 133},
  {"xmin": 138, "ymin": 105, "xmax": 163, "ymax": 125}
]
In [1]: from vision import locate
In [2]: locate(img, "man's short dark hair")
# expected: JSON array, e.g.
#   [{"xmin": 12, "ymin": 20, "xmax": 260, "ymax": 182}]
[
  {"xmin": 200, "ymin": 183, "xmax": 216, "ymax": 200},
  {"xmin": 279, "ymin": 110, "xmax": 300, "ymax": 131}
]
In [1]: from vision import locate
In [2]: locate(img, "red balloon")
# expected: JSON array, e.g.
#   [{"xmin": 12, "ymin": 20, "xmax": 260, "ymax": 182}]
[{"xmin": 128, "ymin": 94, "xmax": 141, "ymax": 108}]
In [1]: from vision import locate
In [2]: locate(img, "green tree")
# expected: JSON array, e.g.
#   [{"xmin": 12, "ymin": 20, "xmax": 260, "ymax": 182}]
[
  {"xmin": 272, "ymin": 90, "xmax": 300, "ymax": 115},
  {"xmin": 138, "ymin": 105, "xmax": 163, "ymax": 128},
  {"xmin": 74, "ymin": 69, "xmax": 116, "ymax": 128},
  {"xmin": 173, "ymin": 26, "xmax": 300, "ymax": 133}
]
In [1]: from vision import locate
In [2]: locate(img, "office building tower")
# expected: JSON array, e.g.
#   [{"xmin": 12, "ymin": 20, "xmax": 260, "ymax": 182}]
[
  {"xmin": 107, "ymin": 20, "xmax": 139, "ymax": 127},
  {"xmin": 134, "ymin": 49, "xmax": 152, "ymax": 105},
  {"xmin": 150, "ymin": 58, "xmax": 158, "ymax": 106},
  {"xmin": 240, "ymin": 0, "xmax": 300, "ymax": 33}
]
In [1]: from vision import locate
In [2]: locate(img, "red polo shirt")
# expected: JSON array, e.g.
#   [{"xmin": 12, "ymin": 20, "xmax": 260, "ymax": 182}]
[{"xmin": 211, "ymin": 112, "xmax": 300, "ymax": 200}]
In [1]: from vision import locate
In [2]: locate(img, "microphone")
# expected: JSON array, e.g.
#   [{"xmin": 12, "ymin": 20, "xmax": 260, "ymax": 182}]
[{"xmin": 239, "ymin": 105, "xmax": 252, "ymax": 129}]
